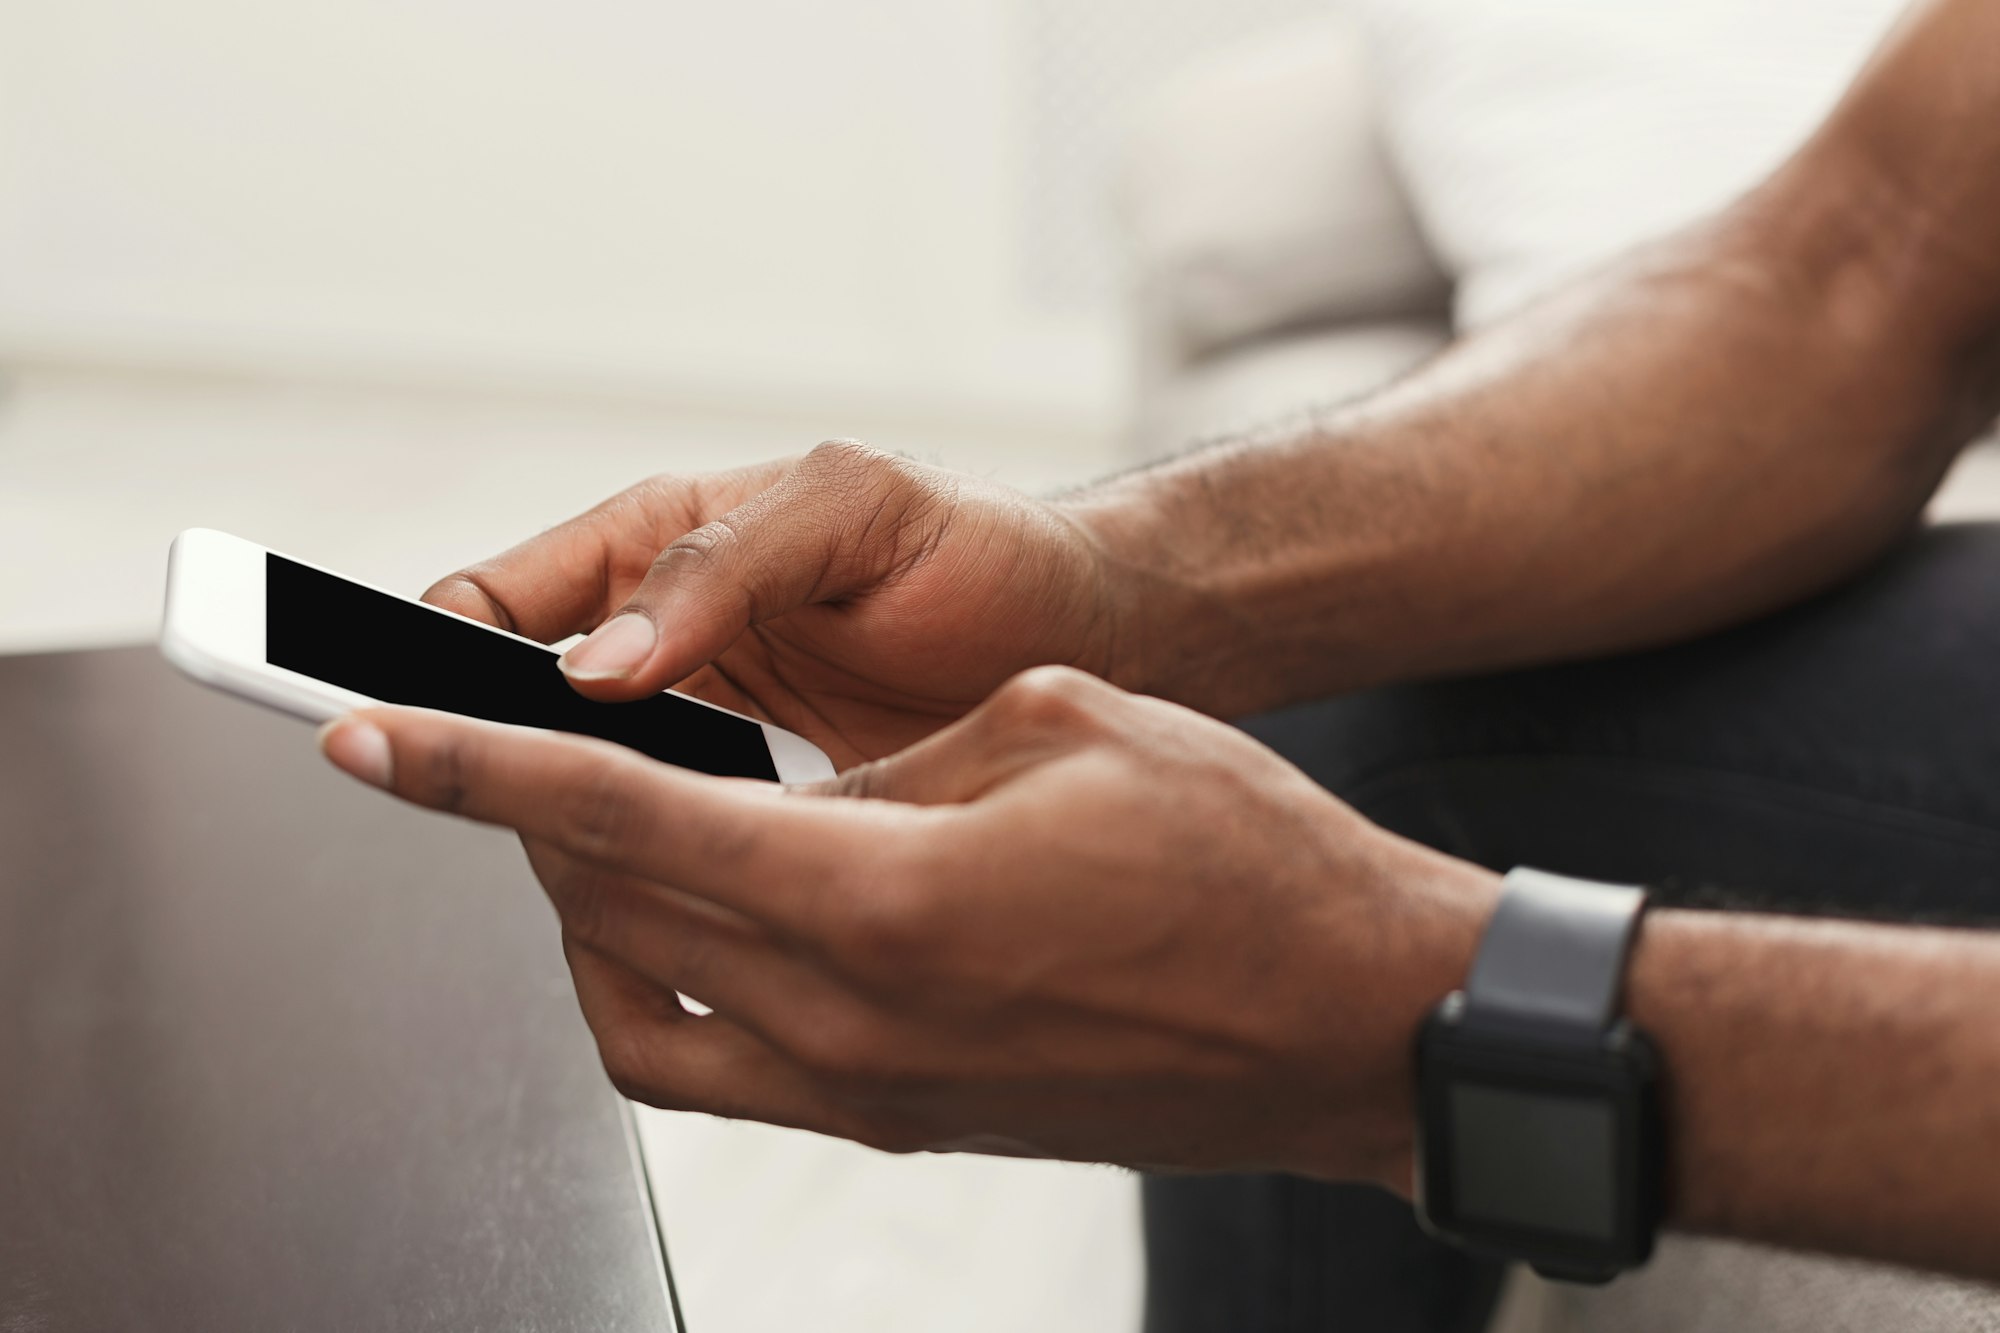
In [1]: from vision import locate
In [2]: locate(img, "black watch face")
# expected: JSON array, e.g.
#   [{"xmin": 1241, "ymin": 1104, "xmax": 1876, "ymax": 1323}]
[
  {"xmin": 1448, "ymin": 1082, "xmax": 1618, "ymax": 1239},
  {"xmin": 1416, "ymin": 1012, "xmax": 1662, "ymax": 1278}
]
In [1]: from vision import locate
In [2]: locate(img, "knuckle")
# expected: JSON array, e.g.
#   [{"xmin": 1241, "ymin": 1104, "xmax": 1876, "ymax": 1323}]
[
  {"xmin": 654, "ymin": 517, "xmax": 740, "ymax": 575},
  {"xmin": 628, "ymin": 473, "xmax": 691, "ymax": 512},
  {"xmin": 414, "ymin": 732, "xmax": 478, "ymax": 814},
  {"xmin": 784, "ymin": 1003, "xmax": 893, "ymax": 1087},
  {"xmin": 554, "ymin": 766, "xmax": 650, "ymax": 863},
  {"xmin": 596, "ymin": 1025, "xmax": 661, "ymax": 1106},
  {"xmin": 545, "ymin": 860, "xmax": 621, "ymax": 950},
  {"xmin": 804, "ymin": 439, "xmax": 928, "ymax": 504},
  {"xmin": 991, "ymin": 664, "xmax": 1105, "ymax": 734},
  {"xmin": 803, "ymin": 437, "xmax": 889, "ymax": 477},
  {"xmin": 822, "ymin": 757, "xmax": 890, "ymax": 802},
  {"xmin": 799, "ymin": 441, "xmax": 956, "ymax": 578},
  {"xmin": 668, "ymin": 929, "xmax": 723, "ymax": 996},
  {"xmin": 827, "ymin": 872, "xmax": 942, "ymax": 983}
]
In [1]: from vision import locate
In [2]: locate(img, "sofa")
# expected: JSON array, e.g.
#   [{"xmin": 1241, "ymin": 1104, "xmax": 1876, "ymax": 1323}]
[{"xmin": 1116, "ymin": 10, "xmax": 2000, "ymax": 1331}]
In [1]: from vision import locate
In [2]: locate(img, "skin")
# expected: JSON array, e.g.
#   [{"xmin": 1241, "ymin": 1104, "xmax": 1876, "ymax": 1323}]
[
  {"xmin": 317, "ymin": 0, "xmax": 2000, "ymax": 1282},
  {"xmin": 323, "ymin": 673, "xmax": 1492, "ymax": 1184},
  {"xmin": 422, "ymin": 452, "xmax": 1118, "ymax": 768}
]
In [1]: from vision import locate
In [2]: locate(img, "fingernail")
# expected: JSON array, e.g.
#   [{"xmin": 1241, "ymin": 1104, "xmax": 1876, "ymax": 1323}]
[
  {"xmin": 560, "ymin": 612, "xmax": 658, "ymax": 681},
  {"xmin": 318, "ymin": 717, "xmax": 393, "ymax": 788}
]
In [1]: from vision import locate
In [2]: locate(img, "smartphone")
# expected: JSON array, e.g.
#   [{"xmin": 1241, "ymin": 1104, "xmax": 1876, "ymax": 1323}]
[{"xmin": 159, "ymin": 527, "xmax": 835, "ymax": 784}]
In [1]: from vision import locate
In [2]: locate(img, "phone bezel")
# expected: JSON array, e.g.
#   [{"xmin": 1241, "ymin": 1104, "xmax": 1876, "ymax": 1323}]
[{"xmin": 160, "ymin": 527, "xmax": 835, "ymax": 784}]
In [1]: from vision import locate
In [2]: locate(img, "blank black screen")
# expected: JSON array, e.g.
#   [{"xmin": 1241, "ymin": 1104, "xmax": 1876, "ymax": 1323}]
[
  {"xmin": 1450, "ymin": 1084, "xmax": 1615, "ymax": 1241},
  {"xmin": 266, "ymin": 554, "xmax": 778, "ymax": 780}
]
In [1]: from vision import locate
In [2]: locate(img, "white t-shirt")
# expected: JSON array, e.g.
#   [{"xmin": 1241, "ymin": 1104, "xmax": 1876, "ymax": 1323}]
[{"xmin": 1353, "ymin": 0, "xmax": 1910, "ymax": 330}]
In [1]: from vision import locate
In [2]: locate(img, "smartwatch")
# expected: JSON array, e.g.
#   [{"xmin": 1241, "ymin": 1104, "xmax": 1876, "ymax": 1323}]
[{"xmin": 1414, "ymin": 867, "xmax": 1664, "ymax": 1284}]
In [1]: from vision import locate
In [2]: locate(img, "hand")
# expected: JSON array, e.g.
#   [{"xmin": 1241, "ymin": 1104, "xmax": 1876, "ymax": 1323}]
[
  {"xmin": 318, "ymin": 666, "xmax": 1496, "ymax": 1185},
  {"xmin": 422, "ymin": 441, "xmax": 1123, "ymax": 768}
]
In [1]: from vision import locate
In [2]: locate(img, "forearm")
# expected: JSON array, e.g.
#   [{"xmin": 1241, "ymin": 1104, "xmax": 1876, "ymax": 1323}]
[
  {"xmin": 1347, "ymin": 865, "xmax": 2000, "ymax": 1280},
  {"xmin": 1626, "ymin": 909, "xmax": 2000, "ymax": 1278},
  {"xmin": 1069, "ymin": 0, "xmax": 2000, "ymax": 719}
]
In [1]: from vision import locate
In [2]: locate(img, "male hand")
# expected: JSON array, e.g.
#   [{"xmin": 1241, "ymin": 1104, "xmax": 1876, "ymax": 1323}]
[
  {"xmin": 423, "ymin": 442, "xmax": 1124, "ymax": 767},
  {"xmin": 319, "ymin": 666, "xmax": 1494, "ymax": 1184}
]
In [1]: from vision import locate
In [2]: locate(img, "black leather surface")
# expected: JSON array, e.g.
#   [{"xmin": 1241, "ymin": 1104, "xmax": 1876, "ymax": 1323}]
[{"xmin": 0, "ymin": 647, "xmax": 680, "ymax": 1331}]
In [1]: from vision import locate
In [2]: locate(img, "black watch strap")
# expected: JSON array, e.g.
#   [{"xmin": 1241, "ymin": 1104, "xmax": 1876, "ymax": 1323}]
[
  {"xmin": 1418, "ymin": 868, "xmax": 1663, "ymax": 1282},
  {"xmin": 1462, "ymin": 868, "xmax": 1649, "ymax": 1044}
]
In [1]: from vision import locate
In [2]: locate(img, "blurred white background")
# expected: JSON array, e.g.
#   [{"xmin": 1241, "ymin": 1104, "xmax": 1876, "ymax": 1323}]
[
  {"xmin": 25, "ymin": 6, "xmax": 1996, "ymax": 1331},
  {"xmin": 0, "ymin": 0, "xmax": 1321, "ymax": 652},
  {"xmin": 0, "ymin": 2, "xmax": 1321, "ymax": 1330}
]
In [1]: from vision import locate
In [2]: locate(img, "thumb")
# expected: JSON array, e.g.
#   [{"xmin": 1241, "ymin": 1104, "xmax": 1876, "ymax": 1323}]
[
  {"xmin": 800, "ymin": 666, "xmax": 1117, "ymax": 806},
  {"xmin": 557, "ymin": 441, "xmax": 949, "ymax": 699}
]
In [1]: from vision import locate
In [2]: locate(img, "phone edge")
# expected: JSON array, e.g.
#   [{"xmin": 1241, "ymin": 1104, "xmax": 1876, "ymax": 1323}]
[{"xmin": 162, "ymin": 527, "xmax": 835, "ymax": 779}]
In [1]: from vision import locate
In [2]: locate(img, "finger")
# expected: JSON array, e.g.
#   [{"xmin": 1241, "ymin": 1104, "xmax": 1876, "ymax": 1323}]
[
  {"xmin": 423, "ymin": 461, "xmax": 790, "ymax": 642},
  {"xmin": 319, "ymin": 706, "xmax": 895, "ymax": 924},
  {"xmin": 563, "ymin": 934, "xmax": 690, "ymax": 1027},
  {"xmin": 564, "ymin": 941, "xmax": 863, "ymax": 1135},
  {"xmin": 523, "ymin": 837, "xmax": 841, "ymax": 1031},
  {"xmin": 805, "ymin": 665, "xmax": 1125, "ymax": 805},
  {"xmin": 421, "ymin": 508, "xmax": 639, "ymax": 640},
  {"xmin": 557, "ymin": 440, "xmax": 950, "ymax": 699}
]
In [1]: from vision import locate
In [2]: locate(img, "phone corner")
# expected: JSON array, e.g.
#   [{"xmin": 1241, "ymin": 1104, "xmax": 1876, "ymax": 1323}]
[
  {"xmin": 763, "ymin": 725, "xmax": 836, "ymax": 784},
  {"xmin": 156, "ymin": 624, "xmax": 220, "ymax": 687}
]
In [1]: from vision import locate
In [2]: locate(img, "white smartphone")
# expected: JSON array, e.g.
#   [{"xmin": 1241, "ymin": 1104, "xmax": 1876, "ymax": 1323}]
[{"xmin": 159, "ymin": 527, "xmax": 835, "ymax": 784}]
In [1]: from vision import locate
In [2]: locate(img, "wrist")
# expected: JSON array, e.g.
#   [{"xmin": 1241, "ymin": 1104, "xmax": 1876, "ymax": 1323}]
[
  {"xmin": 1285, "ymin": 838, "xmax": 1501, "ymax": 1193},
  {"xmin": 1056, "ymin": 454, "xmax": 1310, "ymax": 714},
  {"xmin": 1051, "ymin": 485, "xmax": 1216, "ymax": 705},
  {"xmin": 1409, "ymin": 870, "xmax": 1670, "ymax": 1279}
]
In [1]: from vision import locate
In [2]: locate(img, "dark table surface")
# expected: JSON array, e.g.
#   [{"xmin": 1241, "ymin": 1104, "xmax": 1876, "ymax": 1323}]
[{"xmin": 0, "ymin": 647, "xmax": 683, "ymax": 1331}]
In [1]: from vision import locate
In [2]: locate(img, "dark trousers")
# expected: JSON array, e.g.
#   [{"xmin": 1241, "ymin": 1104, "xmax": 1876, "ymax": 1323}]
[{"xmin": 1142, "ymin": 522, "xmax": 2000, "ymax": 1333}]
